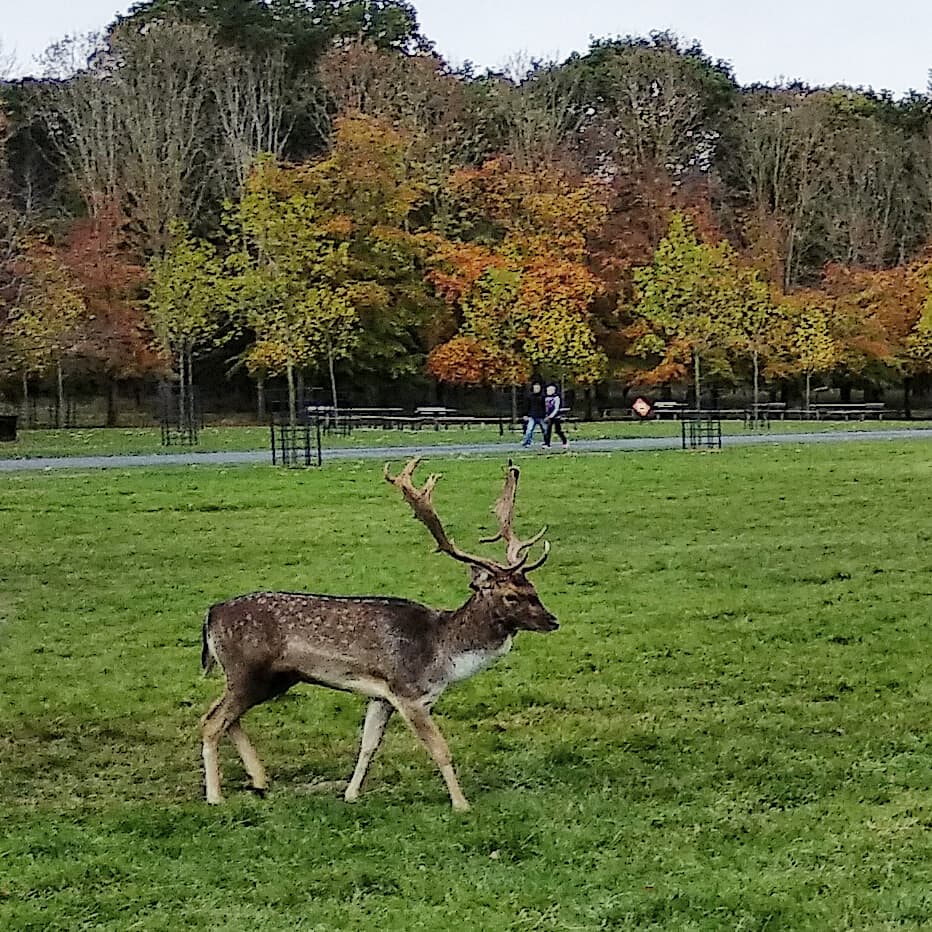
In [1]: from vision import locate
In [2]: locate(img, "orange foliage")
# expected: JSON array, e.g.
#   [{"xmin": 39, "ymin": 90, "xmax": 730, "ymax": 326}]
[
  {"xmin": 56, "ymin": 203, "xmax": 165, "ymax": 379},
  {"xmin": 427, "ymin": 335, "xmax": 529, "ymax": 387}
]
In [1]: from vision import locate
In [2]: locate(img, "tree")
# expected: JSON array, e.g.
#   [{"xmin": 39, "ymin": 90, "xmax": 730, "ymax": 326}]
[
  {"xmin": 297, "ymin": 112, "xmax": 438, "ymax": 384},
  {"xmin": 41, "ymin": 22, "xmax": 218, "ymax": 253},
  {"xmin": 563, "ymin": 32, "xmax": 736, "ymax": 179},
  {"xmin": 781, "ymin": 291, "xmax": 840, "ymax": 412},
  {"xmin": 8, "ymin": 239, "xmax": 86, "ymax": 418},
  {"xmin": 147, "ymin": 222, "xmax": 228, "ymax": 429},
  {"xmin": 118, "ymin": 0, "xmax": 426, "ymax": 67},
  {"xmin": 426, "ymin": 160, "xmax": 608, "ymax": 390},
  {"xmin": 212, "ymin": 46, "xmax": 302, "ymax": 197},
  {"xmin": 729, "ymin": 90, "xmax": 834, "ymax": 288},
  {"xmin": 57, "ymin": 203, "xmax": 161, "ymax": 424},
  {"xmin": 630, "ymin": 212, "xmax": 762, "ymax": 408},
  {"xmin": 225, "ymin": 156, "xmax": 359, "ymax": 424},
  {"xmin": 726, "ymin": 279, "xmax": 780, "ymax": 422}
]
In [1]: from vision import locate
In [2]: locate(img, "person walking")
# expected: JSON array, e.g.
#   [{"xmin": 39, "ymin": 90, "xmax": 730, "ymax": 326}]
[
  {"xmin": 521, "ymin": 378, "xmax": 547, "ymax": 447},
  {"xmin": 542, "ymin": 382, "xmax": 569, "ymax": 450}
]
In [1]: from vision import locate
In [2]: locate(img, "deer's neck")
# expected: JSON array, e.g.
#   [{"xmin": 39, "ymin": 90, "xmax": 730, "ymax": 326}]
[{"xmin": 441, "ymin": 592, "xmax": 514, "ymax": 684}]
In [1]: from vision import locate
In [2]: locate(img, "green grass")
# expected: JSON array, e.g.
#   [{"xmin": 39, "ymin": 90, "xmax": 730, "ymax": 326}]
[
  {"xmin": 2, "ymin": 418, "xmax": 931, "ymax": 459},
  {"xmin": 2, "ymin": 444, "xmax": 932, "ymax": 929}
]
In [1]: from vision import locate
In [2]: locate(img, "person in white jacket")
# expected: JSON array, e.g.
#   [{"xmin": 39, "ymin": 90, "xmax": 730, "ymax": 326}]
[{"xmin": 542, "ymin": 383, "xmax": 568, "ymax": 450}]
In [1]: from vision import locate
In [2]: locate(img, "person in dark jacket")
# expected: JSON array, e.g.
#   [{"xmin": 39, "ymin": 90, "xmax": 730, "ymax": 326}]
[{"xmin": 521, "ymin": 378, "xmax": 547, "ymax": 447}]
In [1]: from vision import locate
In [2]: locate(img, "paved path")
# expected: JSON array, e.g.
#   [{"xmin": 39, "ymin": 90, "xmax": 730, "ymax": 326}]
[{"xmin": 2, "ymin": 428, "xmax": 932, "ymax": 473}]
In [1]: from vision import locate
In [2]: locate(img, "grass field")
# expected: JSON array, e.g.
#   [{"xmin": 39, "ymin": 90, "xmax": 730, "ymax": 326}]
[
  {"xmin": 1, "ymin": 418, "xmax": 931, "ymax": 459},
  {"xmin": 2, "ymin": 444, "xmax": 932, "ymax": 930}
]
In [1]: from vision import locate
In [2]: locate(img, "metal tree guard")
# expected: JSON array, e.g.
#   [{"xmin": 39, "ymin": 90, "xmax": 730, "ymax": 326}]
[{"xmin": 269, "ymin": 413, "xmax": 323, "ymax": 467}]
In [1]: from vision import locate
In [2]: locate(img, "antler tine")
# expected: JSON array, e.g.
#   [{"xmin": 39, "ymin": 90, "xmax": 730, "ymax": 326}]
[
  {"xmin": 385, "ymin": 458, "xmax": 501, "ymax": 573},
  {"xmin": 522, "ymin": 539, "xmax": 551, "ymax": 573},
  {"xmin": 480, "ymin": 460, "xmax": 550, "ymax": 569}
]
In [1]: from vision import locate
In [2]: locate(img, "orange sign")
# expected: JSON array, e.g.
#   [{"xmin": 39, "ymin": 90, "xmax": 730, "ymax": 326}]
[{"xmin": 632, "ymin": 397, "xmax": 652, "ymax": 418}]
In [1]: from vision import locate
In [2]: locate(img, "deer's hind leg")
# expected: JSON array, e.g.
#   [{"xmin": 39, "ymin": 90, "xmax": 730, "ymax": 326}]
[
  {"xmin": 227, "ymin": 722, "xmax": 268, "ymax": 795},
  {"xmin": 201, "ymin": 685, "xmax": 268, "ymax": 804},
  {"xmin": 345, "ymin": 699, "xmax": 393, "ymax": 803}
]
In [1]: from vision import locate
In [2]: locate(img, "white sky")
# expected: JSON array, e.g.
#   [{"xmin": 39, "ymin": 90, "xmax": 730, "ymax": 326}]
[{"xmin": 2, "ymin": 0, "xmax": 930, "ymax": 96}]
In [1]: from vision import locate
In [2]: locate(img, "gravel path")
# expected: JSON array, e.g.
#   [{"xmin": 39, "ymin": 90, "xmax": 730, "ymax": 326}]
[{"xmin": 2, "ymin": 428, "xmax": 932, "ymax": 473}]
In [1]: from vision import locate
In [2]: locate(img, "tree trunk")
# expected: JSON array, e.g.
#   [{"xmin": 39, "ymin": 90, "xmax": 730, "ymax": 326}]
[
  {"xmin": 177, "ymin": 347, "xmax": 187, "ymax": 431},
  {"xmin": 327, "ymin": 345, "xmax": 339, "ymax": 426},
  {"xmin": 693, "ymin": 350, "xmax": 702, "ymax": 413},
  {"xmin": 752, "ymin": 351, "xmax": 760, "ymax": 425},
  {"xmin": 257, "ymin": 377, "xmax": 266, "ymax": 422},
  {"xmin": 186, "ymin": 348, "xmax": 195, "ymax": 432},
  {"xmin": 296, "ymin": 369, "xmax": 305, "ymax": 414},
  {"xmin": 286, "ymin": 360, "xmax": 296, "ymax": 427},
  {"xmin": 903, "ymin": 376, "xmax": 913, "ymax": 420},
  {"xmin": 56, "ymin": 360, "xmax": 65, "ymax": 429},
  {"xmin": 106, "ymin": 380, "xmax": 118, "ymax": 427},
  {"xmin": 510, "ymin": 384, "xmax": 518, "ymax": 425},
  {"xmin": 22, "ymin": 372, "xmax": 29, "ymax": 421},
  {"xmin": 805, "ymin": 371, "xmax": 812, "ymax": 414}
]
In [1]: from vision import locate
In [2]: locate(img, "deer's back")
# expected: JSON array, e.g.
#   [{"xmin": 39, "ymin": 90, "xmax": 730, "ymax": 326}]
[{"xmin": 205, "ymin": 591, "xmax": 446, "ymax": 697}]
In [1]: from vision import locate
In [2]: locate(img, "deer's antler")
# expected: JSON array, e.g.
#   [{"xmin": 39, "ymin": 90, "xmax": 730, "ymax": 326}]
[
  {"xmin": 386, "ymin": 458, "xmax": 550, "ymax": 574},
  {"xmin": 385, "ymin": 458, "xmax": 502, "ymax": 573},
  {"xmin": 479, "ymin": 459, "xmax": 550, "ymax": 572}
]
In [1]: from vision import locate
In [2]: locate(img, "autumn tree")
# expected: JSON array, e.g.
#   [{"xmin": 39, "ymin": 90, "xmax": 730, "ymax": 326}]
[
  {"xmin": 57, "ymin": 204, "xmax": 161, "ymax": 424},
  {"xmin": 296, "ymin": 112, "xmax": 437, "ymax": 384},
  {"xmin": 147, "ymin": 222, "xmax": 228, "ymax": 428},
  {"xmin": 727, "ymin": 283, "xmax": 783, "ymax": 421},
  {"xmin": 8, "ymin": 239, "xmax": 86, "ymax": 418},
  {"xmin": 821, "ymin": 261, "xmax": 931, "ymax": 415},
  {"xmin": 779, "ymin": 291, "xmax": 840, "ymax": 411},
  {"xmin": 225, "ymin": 156, "xmax": 360, "ymax": 424},
  {"xmin": 630, "ymin": 213, "xmax": 773, "ymax": 407},
  {"xmin": 426, "ymin": 159, "xmax": 608, "ymax": 393}
]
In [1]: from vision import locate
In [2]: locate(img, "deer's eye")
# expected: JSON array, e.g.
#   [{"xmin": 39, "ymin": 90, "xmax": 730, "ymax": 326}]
[{"xmin": 502, "ymin": 593, "xmax": 519, "ymax": 607}]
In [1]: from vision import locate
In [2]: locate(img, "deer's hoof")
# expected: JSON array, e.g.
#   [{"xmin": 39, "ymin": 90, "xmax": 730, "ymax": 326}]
[
  {"xmin": 452, "ymin": 799, "xmax": 471, "ymax": 813},
  {"xmin": 344, "ymin": 788, "xmax": 360, "ymax": 803},
  {"xmin": 249, "ymin": 786, "xmax": 268, "ymax": 799},
  {"xmin": 206, "ymin": 795, "xmax": 224, "ymax": 805}
]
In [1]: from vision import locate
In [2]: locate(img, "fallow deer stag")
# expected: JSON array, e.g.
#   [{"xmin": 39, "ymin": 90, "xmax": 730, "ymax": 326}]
[{"xmin": 200, "ymin": 457, "xmax": 557, "ymax": 810}]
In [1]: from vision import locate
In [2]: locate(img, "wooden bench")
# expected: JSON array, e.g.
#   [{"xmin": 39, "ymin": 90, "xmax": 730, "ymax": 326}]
[{"xmin": 811, "ymin": 403, "xmax": 886, "ymax": 421}]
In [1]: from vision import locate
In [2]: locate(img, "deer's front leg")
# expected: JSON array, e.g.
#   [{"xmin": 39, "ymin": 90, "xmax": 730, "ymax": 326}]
[
  {"xmin": 396, "ymin": 700, "xmax": 470, "ymax": 812},
  {"xmin": 345, "ymin": 699, "xmax": 393, "ymax": 803}
]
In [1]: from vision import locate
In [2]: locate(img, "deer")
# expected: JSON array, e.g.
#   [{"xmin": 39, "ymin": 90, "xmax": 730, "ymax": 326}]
[{"xmin": 200, "ymin": 457, "xmax": 557, "ymax": 811}]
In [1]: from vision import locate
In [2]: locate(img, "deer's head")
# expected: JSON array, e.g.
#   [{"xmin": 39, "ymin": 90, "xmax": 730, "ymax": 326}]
[{"xmin": 385, "ymin": 458, "xmax": 558, "ymax": 634}]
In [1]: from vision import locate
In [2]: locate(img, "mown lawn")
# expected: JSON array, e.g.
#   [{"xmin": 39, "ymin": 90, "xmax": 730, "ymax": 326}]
[
  {"xmin": 1, "ymin": 444, "xmax": 931, "ymax": 930},
  {"xmin": 1, "ymin": 418, "xmax": 931, "ymax": 459}
]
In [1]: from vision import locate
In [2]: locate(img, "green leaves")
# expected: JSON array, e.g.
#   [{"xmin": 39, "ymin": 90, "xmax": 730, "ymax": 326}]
[
  {"xmin": 146, "ymin": 221, "xmax": 230, "ymax": 359},
  {"xmin": 6, "ymin": 241, "xmax": 87, "ymax": 378},
  {"xmin": 631, "ymin": 213, "xmax": 776, "ymax": 397}
]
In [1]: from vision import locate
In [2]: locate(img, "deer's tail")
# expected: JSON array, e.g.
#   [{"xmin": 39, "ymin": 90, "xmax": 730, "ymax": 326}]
[{"xmin": 201, "ymin": 609, "xmax": 217, "ymax": 677}]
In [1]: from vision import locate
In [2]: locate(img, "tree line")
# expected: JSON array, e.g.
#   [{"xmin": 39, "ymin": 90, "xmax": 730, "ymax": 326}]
[{"xmin": 3, "ymin": 0, "xmax": 932, "ymax": 423}]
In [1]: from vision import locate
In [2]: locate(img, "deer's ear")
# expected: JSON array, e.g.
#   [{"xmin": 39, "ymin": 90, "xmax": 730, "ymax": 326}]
[{"xmin": 469, "ymin": 566, "xmax": 496, "ymax": 590}]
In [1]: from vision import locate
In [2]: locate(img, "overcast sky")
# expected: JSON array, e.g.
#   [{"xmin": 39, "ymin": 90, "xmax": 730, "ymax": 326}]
[{"xmin": 3, "ymin": 0, "xmax": 930, "ymax": 96}]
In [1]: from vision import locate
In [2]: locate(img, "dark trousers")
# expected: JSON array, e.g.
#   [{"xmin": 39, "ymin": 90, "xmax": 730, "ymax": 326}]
[{"xmin": 544, "ymin": 418, "xmax": 567, "ymax": 446}]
